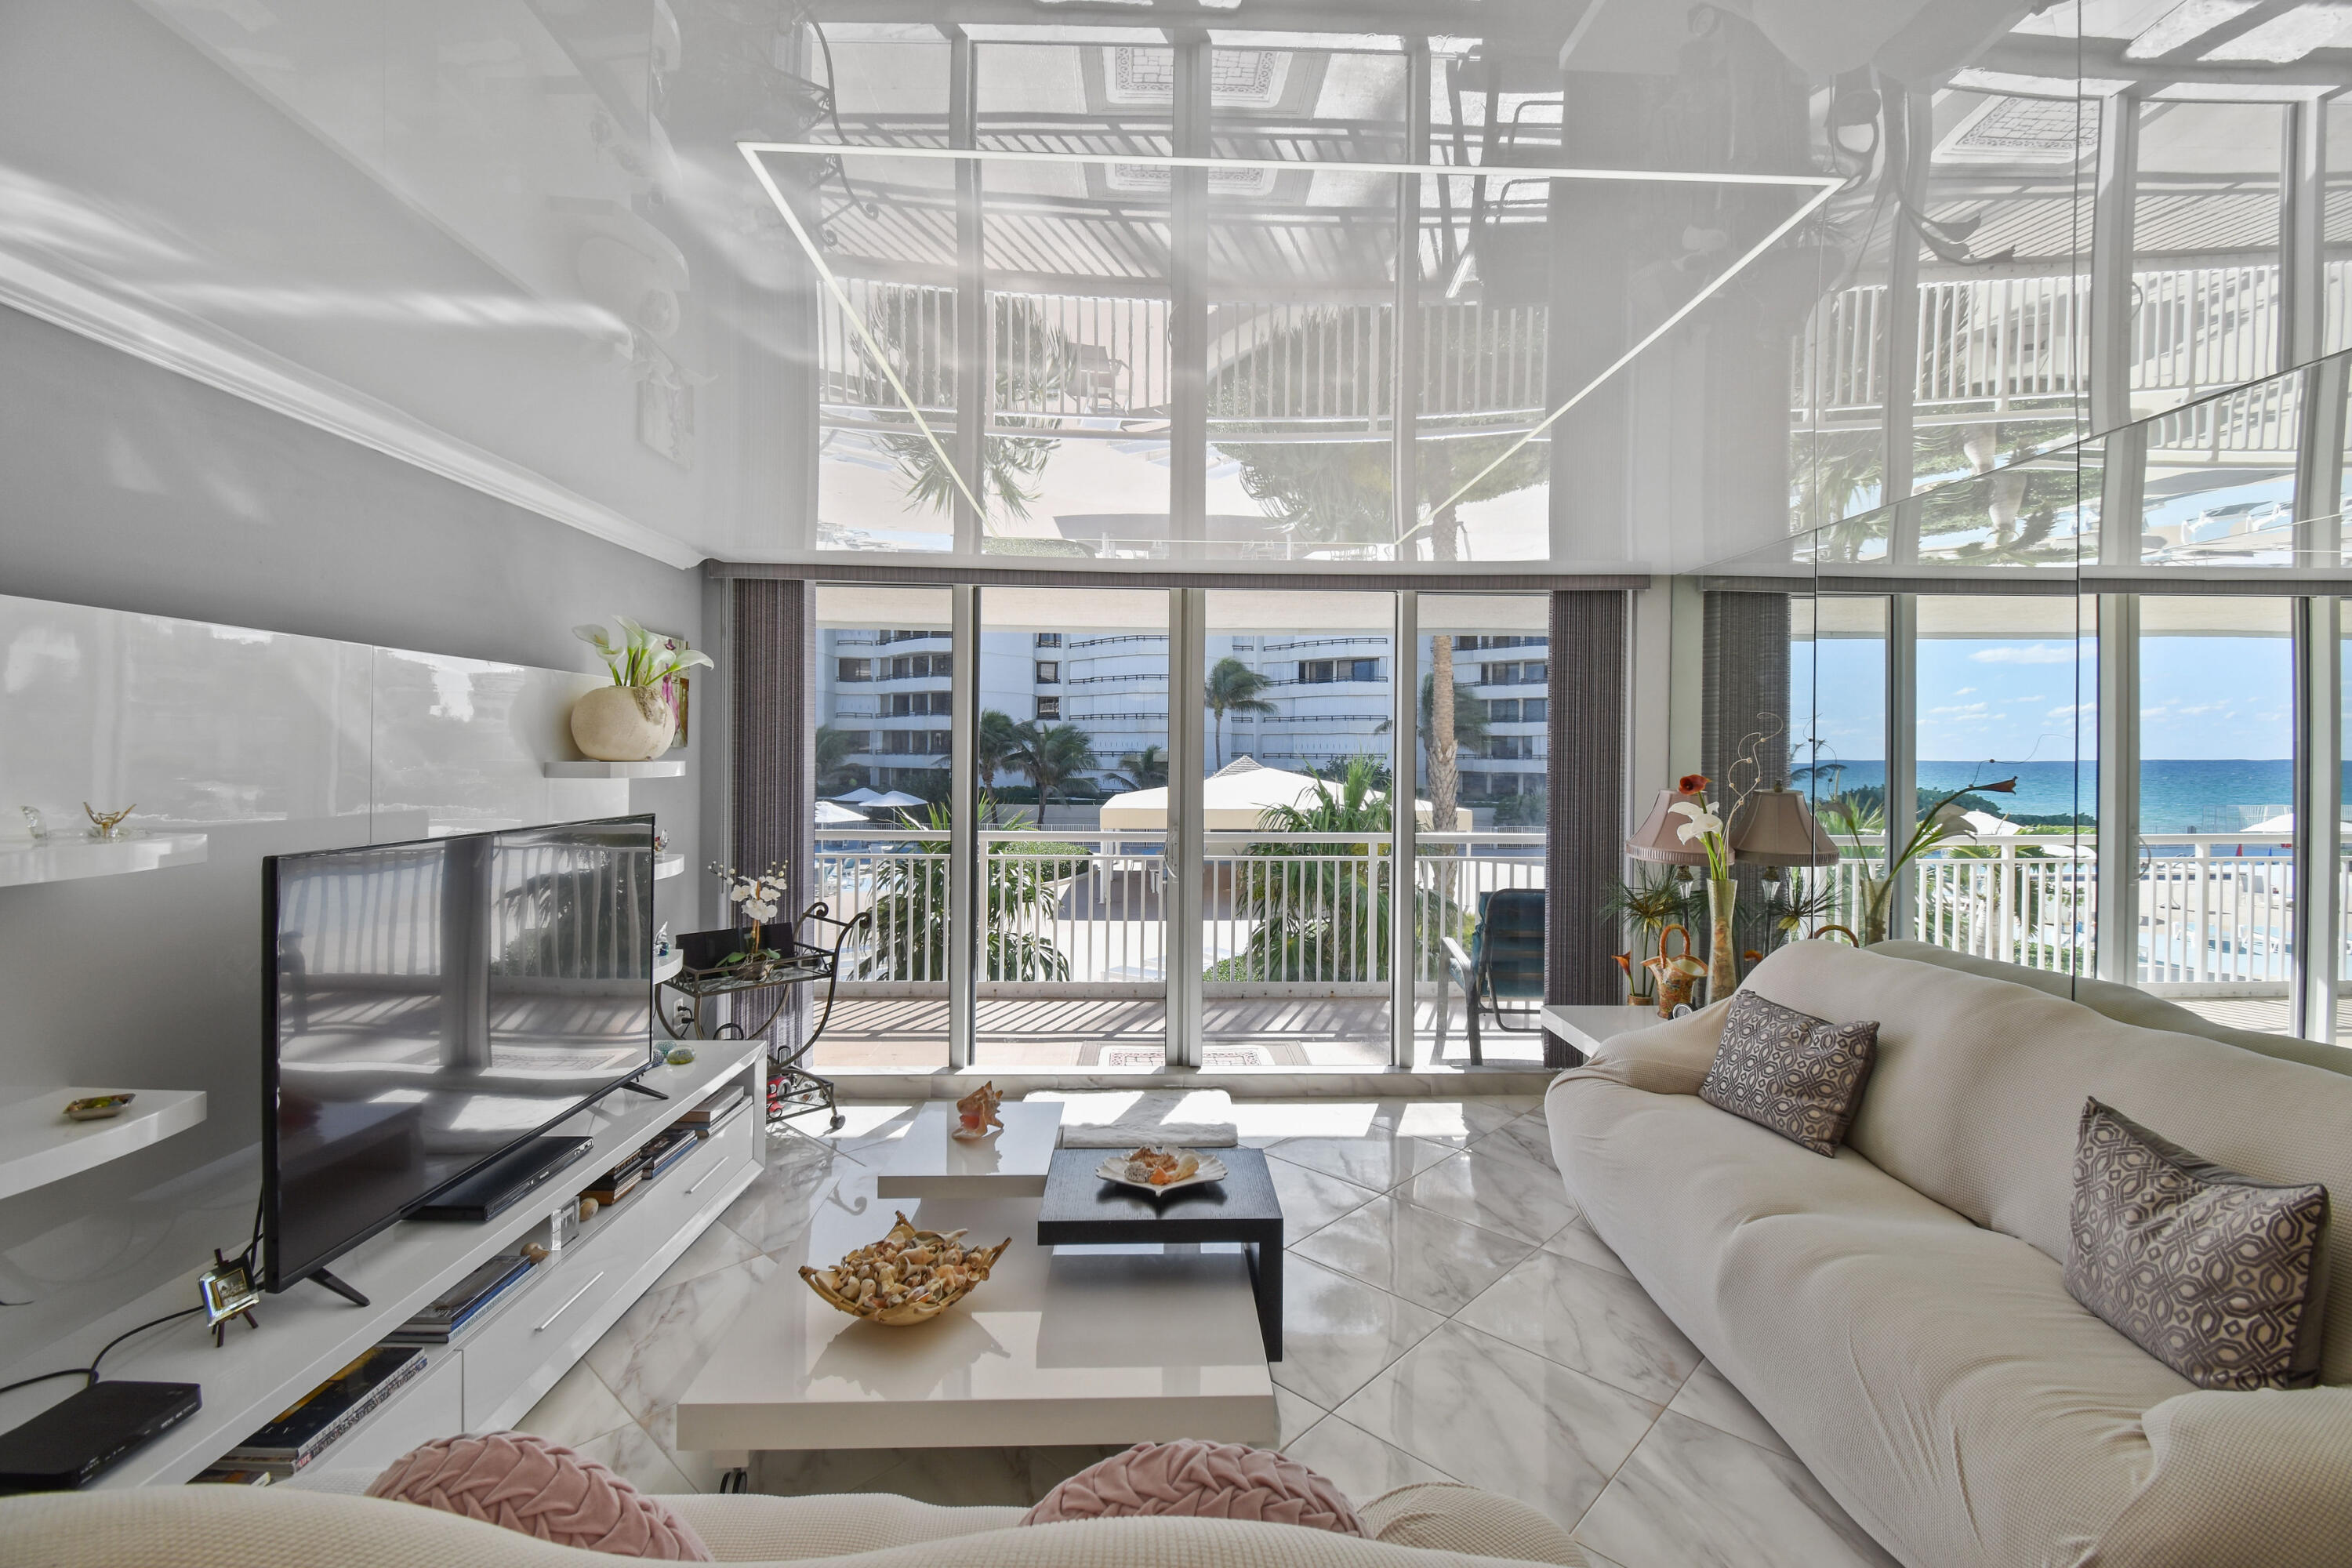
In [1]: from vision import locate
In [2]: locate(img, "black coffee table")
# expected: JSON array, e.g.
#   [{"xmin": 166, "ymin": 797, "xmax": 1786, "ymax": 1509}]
[{"xmin": 1036, "ymin": 1147, "xmax": 1283, "ymax": 1359}]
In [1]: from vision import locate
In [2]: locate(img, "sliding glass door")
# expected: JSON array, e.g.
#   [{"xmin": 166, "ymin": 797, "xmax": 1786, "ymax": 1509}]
[
  {"xmin": 1200, "ymin": 591, "xmax": 1398, "ymax": 1067},
  {"xmin": 972, "ymin": 587, "xmax": 1171, "ymax": 1070}
]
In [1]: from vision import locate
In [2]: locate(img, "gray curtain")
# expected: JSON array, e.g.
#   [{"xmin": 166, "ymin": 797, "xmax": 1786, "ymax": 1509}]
[
  {"xmin": 1702, "ymin": 590, "xmax": 1793, "ymax": 969},
  {"xmin": 1545, "ymin": 590, "xmax": 1628, "ymax": 1062},
  {"xmin": 730, "ymin": 578, "xmax": 815, "ymax": 1052}
]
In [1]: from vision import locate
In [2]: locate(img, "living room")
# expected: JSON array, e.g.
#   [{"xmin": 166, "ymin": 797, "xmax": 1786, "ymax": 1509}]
[{"xmin": 3, "ymin": 3, "xmax": 2350, "ymax": 1566}]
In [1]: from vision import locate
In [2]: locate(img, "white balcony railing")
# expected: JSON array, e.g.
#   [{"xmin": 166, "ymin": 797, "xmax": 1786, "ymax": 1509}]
[
  {"xmin": 811, "ymin": 827, "xmax": 1544, "ymax": 994},
  {"xmin": 1798, "ymin": 833, "xmax": 2300, "ymax": 989},
  {"xmin": 811, "ymin": 829, "xmax": 2316, "ymax": 1000}
]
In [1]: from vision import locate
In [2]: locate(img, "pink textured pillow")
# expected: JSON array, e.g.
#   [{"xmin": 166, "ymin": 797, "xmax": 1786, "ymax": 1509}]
[
  {"xmin": 368, "ymin": 1431, "xmax": 711, "ymax": 1559},
  {"xmin": 1023, "ymin": 1441, "xmax": 1364, "ymax": 1535}
]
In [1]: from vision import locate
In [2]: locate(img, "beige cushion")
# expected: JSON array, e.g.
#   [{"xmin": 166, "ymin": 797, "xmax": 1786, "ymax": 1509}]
[
  {"xmin": 1357, "ymin": 1485, "xmax": 1584, "ymax": 1566},
  {"xmin": 1871, "ymin": 940, "xmax": 2352, "ymax": 1079},
  {"xmin": 0, "ymin": 1486, "xmax": 1571, "ymax": 1568},
  {"xmin": 1710, "ymin": 942, "xmax": 2352, "ymax": 1388},
  {"xmin": 662, "ymin": 1494, "xmax": 1025, "ymax": 1561},
  {"xmin": 1548, "ymin": 1075, "xmax": 2192, "ymax": 1568}
]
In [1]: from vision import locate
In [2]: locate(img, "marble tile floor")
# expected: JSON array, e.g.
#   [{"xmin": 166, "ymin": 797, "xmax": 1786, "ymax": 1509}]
[{"xmin": 518, "ymin": 1096, "xmax": 1896, "ymax": 1568}]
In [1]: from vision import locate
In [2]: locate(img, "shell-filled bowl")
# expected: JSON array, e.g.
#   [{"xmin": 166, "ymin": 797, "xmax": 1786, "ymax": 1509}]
[{"xmin": 800, "ymin": 1211, "xmax": 1011, "ymax": 1326}]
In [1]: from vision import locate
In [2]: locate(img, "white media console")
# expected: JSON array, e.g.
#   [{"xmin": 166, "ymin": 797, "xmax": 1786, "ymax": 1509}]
[{"xmin": 8, "ymin": 1044, "xmax": 768, "ymax": 1488}]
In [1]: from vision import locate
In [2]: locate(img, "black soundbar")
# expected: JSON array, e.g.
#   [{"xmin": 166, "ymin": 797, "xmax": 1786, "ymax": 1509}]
[{"xmin": 411, "ymin": 1135, "xmax": 593, "ymax": 1222}]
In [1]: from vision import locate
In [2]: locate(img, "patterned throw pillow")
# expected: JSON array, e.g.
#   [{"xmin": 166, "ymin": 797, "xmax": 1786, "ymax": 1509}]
[
  {"xmin": 2064, "ymin": 1098, "xmax": 2331, "ymax": 1391},
  {"xmin": 369, "ymin": 1432, "xmax": 711, "ymax": 1559},
  {"xmin": 1024, "ymin": 1441, "xmax": 1364, "ymax": 1534},
  {"xmin": 1697, "ymin": 990, "xmax": 1878, "ymax": 1156}
]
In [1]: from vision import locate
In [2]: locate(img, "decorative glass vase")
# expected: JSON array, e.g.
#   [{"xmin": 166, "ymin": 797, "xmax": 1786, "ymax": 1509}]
[
  {"xmin": 1706, "ymin": 877, "xmax": 1739, "ymax": 1004},
  {"xmin": 1859, "ymin": 876, "xmax": 1892, "ymax": 946}
]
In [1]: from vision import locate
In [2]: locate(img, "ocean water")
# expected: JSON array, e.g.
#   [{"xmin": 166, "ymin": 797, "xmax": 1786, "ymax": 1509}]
[{"xmin": 1799, "ymin": 759, "xmax": 2300, "ymax": 833}]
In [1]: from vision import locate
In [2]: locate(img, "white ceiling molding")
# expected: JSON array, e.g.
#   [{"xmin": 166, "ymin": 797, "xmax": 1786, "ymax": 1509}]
[{"xmin": 0, "ymin": 248, "xmax": 704, "ymax": 572}]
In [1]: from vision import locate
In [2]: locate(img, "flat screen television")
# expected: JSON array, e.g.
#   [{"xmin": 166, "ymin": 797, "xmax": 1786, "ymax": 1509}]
[{"xmin": 261, "ymin": 815, "xmax": 657, "ymax": 1298}]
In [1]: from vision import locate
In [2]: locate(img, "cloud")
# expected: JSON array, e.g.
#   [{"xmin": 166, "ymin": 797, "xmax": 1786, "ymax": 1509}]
[
  {"xmin": 1969, "ymin": 644, "xmax": 2075, "ymax": 665},
  {"xmin": 1955, "ymin": 686, "xmax": 1976, "ymax": 695},
  {"xmin": 1929, "ymin": 702, "xmax": 1990, "ymax": 716}
]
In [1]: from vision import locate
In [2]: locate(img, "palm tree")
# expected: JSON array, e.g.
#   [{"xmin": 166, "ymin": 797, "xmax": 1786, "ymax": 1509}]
[
  {"xmin": 865, "ymin": 294, "xmax": 1073, "ymax": 527},
  {"xmin": 859, "ymin": 803, "xmax": 1070, "ymax": 982},
  {"xmin": 814, "ymin": 724, "xmax": 866, "ymax": 795},
  {"xmin": 1205, "ymin": 657, "xmax": 1277, "ymax": 769},
  {"xmin": 1116, "ymin": 743, "xmax": 1169, "ymax": 790},
  {"xmin": 1227, "ymin": 754, "xmax": 1392, "ymax": 982},
  {"xmin": 974, "ymin": 709, "xmax": 1025, "ymax": 815},
  {"xmin": 1010, "ymin": 721, "xmax": 1101, "ymax": 814}
]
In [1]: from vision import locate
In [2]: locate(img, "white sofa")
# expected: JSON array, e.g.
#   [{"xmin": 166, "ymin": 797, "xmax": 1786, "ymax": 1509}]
[
  {"xmin": 1546, "ymin": 941, "xmax": 2352, "ymax": 1568},
  {"xmin": 0, "ymin": 1477, "xmax": 1589, "ymax": 1567}
]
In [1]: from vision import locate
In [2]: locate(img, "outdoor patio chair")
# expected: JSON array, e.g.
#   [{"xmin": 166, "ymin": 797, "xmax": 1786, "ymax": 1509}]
[
  {"xmin": 1436, "ymin": 887, "xmax": 1545, "ymax": 1065},
  {"xmin": 1072, "ymin": 342, "xmax": 1126, "ymax": 411}
]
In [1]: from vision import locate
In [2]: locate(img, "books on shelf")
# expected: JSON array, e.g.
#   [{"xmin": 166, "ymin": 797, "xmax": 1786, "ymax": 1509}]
[
  {"xmin": 383, "ymin": 1253, "xmax": 535, "ymax": 1345},
  {"xmin": 224, "ymin": 1346, "xmax": 427, "ymax": 1473},
  {"xmin": 677, "ymin": 1082, "xmax": 749, "ymax": 1132},
  {"xmin": 641, "ymin": 1129, "xmax": 696, "ymax": 1180},
  {"xmin": 582, "ymin": 1157, "xmax": 644, "ymax": 1207},
  {"xmin": 190, "ymin": 1465, "xmax": 275, "ymax": 1486}
]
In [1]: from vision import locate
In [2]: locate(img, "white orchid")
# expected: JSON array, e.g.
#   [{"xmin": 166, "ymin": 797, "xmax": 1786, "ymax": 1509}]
[
  {"xmin": 1668, "ymin": 800, "xmax": 1724, "ymax": 844},
  {"xmin": 575, "ymin": 615, "xmax": 714, "ymax": 689}
]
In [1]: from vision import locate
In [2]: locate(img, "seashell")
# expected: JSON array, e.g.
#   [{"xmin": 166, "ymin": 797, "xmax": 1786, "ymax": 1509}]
[{"xmin": 800, "ymin": 1210, "xmax": 1012, "ymax": 1327}]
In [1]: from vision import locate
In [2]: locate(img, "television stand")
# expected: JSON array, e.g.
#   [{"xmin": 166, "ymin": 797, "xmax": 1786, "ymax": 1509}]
[{"xmin": 304, "ymin": 1268, "xmax": 369, "ymax": 1308}]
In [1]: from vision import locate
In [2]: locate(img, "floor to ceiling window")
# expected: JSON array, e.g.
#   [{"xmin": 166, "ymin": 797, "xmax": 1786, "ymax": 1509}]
[
  {"xmin": 808, "ymin": 584, "xmax": 956, "ymax": 1069},
  {"xmin": 2136, "ymin": 597, "xmax": 2295, "ymax": 1023},
  {"xmin": 1200, "ymin": 590, "xmax": 1398, "ymax": 1067},
  {"xmin": 1413, "ymin": 594, "xmax": 1548, "ymax": 1065},
  {"xmin": 974, "ymin": 586, "xmax": 1171, "ymax": 1070},
  {"xmin": 800, "ymin": 580, "xmax": 1559, "ymax": 1073}
]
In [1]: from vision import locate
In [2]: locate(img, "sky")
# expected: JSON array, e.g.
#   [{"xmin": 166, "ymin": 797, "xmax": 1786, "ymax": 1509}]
[{"xmin": 1792, "ymin": 634, "xmax": 2292, "ymax": 763}]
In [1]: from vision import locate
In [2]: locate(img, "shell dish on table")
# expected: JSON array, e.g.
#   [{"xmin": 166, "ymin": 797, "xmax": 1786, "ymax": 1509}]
[
  {"xmin": 64, "ymin": 1094, "xmax": 136, "ymax": 1122},
  {"xmin": 1095, "ymin": 1145, "xmax": 1229, "ymax": 1192},
  {"xmin": 951, "ymin": 1080, "xmax": 1004, "ymax": 1141},
  {"xmin": 800, "ymin": 1211, "xmax": 1011, "ymax": 1326}
]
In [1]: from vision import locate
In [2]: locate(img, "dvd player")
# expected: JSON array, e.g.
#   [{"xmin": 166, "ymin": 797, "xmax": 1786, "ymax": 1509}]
[
  {"xmin": 412, "ymin": 1134, "xmax": 592, "ymax": 1222},
  {"xmin": 0, "ymin": 1381, "xmax": 201, "ymax": 1492}
]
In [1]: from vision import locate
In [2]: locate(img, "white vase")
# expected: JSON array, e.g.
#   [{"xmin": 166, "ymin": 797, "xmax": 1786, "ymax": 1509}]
[{"xmin": 571, "ymin": 684, "xmax": 676, "ymax": 761}]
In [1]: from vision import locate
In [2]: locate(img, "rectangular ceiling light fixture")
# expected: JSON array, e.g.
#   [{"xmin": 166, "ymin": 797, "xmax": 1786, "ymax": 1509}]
[{"xmin": 739, "ymin": 140, "xmax": 1841, "ymax": 535}]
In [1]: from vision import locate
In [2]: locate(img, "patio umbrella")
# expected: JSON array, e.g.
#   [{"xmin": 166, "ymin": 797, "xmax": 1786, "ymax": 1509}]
[
  {"xmin": 815, "ymin": 800, "xmax": 869, "ymax": 825},
  {"xmin": 865, "ymin": 790, "xmax": 928, "ymax": 809},
  {"xmin": 830, "ymin": 786, "xmax": 885, "ymax": 804},
  {"xmin": 1098, "ymin": 755, "xmax": 1432, "ymax": 831}
]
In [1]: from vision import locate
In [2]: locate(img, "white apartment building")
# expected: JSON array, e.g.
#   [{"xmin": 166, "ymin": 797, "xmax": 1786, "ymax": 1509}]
[{"xmin": 818, "ymin": 626, "xmax": 1548, "ymax": 808}]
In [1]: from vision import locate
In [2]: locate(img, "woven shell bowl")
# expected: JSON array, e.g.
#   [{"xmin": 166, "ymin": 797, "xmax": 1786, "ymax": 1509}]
[{"xmin": 800, "ymin": 1212, "xmax": 1012, "ymax": 1326}]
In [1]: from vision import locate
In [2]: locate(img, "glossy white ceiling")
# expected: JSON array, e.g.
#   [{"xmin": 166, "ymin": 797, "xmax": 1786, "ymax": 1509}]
[{"xmin": 0, "ymin": 1, "xmax": 2333, "ymax": 574}]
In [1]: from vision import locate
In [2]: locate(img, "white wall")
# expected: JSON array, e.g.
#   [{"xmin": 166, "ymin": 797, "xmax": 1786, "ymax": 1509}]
[{"xmin": 0, "ymin": 305, "xmax": 705, "ymax": 1359}]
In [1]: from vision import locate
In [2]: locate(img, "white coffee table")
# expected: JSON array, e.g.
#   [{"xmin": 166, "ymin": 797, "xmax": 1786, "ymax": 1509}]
[
  {"xmin": 872, "ymin": 1100, "xmax": 1064, "ymax": 1200},
  {"xmin": 674, "ymin": 1195, "xmax": 1276, "ymax": 1451}
]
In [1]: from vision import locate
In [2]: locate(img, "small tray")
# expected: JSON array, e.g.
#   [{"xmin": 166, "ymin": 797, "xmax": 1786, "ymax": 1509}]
[{"xmin": 1094, "ymin": 1147, "xmax": 1229, "ymax": 1194}]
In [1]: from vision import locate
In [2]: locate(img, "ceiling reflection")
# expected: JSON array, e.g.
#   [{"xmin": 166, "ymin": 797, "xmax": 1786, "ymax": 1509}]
[{"xmin": 0, "ymin": 2, "xmax": 2342, "ymax": 572}]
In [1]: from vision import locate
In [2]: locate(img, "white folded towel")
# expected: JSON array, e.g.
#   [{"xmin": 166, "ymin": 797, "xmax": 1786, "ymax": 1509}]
[{"xmin": 1044, "ymin": 1089, "xmax": 1240, "ymax": 1149}]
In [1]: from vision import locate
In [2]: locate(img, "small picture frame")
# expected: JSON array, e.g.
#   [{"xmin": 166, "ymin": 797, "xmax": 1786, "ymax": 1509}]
[{"xmin": 201, "ymin": 1250, "xmax": 261, "ymax": 1345}]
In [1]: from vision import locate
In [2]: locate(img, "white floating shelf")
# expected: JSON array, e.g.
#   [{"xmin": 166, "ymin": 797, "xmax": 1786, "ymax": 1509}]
[
  {"xmin": 0, "ymin": 1087, "xmax": 208, "ymax": 1202},
  {"xmin": 0, "ymin": 833, "xmax": 209, "ymax": 889},
  {"xmin": 655, "ymin": 852, "xmax": 684, "ymax": 880},
  {"xmin": 544, "ymin": 759, "xmax": 686, "ymax": 779}
]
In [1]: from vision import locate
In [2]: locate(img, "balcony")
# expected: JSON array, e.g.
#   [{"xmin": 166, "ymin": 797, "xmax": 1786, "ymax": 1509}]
[
  {"xmin": 808, "ymin": 827, "xmax": 1544, "ymax": 1069},
  {"xmin": 803, "ymin": 827, "xmax": 2328, "ymax": 1070}
]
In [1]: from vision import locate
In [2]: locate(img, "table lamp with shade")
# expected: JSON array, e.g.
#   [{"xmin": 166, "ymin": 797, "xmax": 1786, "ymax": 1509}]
[
  {"xmin": 1725, "ymin": 789, "xmax": 1839, "ymax": 879},
  {"xmin": 1625, "ymin": 788, "xmax": 1711, "ymax": 871}
]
